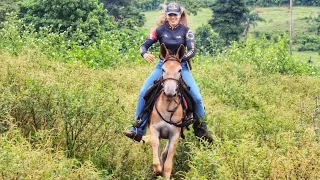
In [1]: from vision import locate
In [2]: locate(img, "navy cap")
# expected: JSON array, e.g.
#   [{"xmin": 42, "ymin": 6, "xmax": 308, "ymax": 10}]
[{"xmin": 165, "ymin": 3, "xmax": 181, "ymax": 15}]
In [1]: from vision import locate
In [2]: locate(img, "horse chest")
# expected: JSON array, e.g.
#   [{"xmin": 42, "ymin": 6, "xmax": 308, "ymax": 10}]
[{"xmin": 152, "ymin": 121, "xmax": 180, "ymax": 139}]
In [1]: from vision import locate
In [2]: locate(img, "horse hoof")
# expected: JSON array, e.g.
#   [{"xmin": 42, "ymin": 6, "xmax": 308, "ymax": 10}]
[{"xmin": 154, "ymin": 172, "xmax": 162, "ymax": 177}]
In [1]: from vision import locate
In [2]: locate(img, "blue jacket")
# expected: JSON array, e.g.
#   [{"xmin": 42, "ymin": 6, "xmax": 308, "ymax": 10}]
[{"xmin": 140, "ymin": 23, "xmax": 196, "ymax": 61}]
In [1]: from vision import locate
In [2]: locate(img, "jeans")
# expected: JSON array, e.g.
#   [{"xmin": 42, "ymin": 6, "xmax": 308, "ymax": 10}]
[{"xmin": 131, "ymin": 60, "xmax": 205, "ymax": 135}]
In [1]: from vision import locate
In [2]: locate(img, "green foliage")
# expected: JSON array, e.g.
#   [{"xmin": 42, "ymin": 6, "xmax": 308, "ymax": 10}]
[
  {"xmin": 220, "ymin": 35, "xmax": 319, "ymax": 74},
  {"xmin": 195, "ymin": 24, "xmax": 224, "ymax": 55},
  {"xmin": 243, "ymin": 12, "xmax": 266, "ymax": 39},
  {"xmin": 308, "ymin": 14, "xmax": 320, "ymax": 35},
  {"xmin": 209, "ymin": 0, "xmax": 250, "ymax": 45},
  {"xmin": 136, "ymin": 0, "xmax": 162, "ymax": 11},
  {"xmin": 19, "ymin": 0, "xmax": 115, "ymax": 43},
  {"xmin": 244, "ymin": 0, "xmax": 320, "ymax": 6},
  {"xmin": 2, "ymin": 43, "xmax": 320, "ymax": 179},
  {"xmin": 0, "ymin": 127, "xmax": 100, "ymax": 179},
  {"xmin": 0, "ymin": 15, "xmax": 145, "ymax": 67},
  {"xmin": 100, "ymin": 0, "xmax": 145, "ymax": 28},
  {"xmin": 297, "ymin": 34, "xmax": 320, "ymax": 52},
  {"xmin": 135, "ymin": 0, "xmax": 202, "ymax": 15},
  {"xmin": 0, "ymin": 0, "xmax": 19, "ymax": 28},
  {"xmin": 1, "ymin": 5, "xmax": 320, "ymax": 179}
]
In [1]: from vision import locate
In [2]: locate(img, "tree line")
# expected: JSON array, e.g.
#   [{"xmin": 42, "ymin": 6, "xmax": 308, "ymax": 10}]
[{"xmin": 0, "ymin": 0, "xmax": 319, "ymax": 57}]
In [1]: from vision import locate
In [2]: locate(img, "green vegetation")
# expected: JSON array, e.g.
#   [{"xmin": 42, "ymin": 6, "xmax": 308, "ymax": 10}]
[
  {"xmin": 0, "ymin": 0, "xmax": 19, "ymax": 28},
  {"xmin": 1, "ymin": 1, "xmax": 320, "ymax": 179},
  {"xmin": 100, "ymin": 0, "xmax": 145, "ymax": 28},
  {"xmin": 144, "ymin": 6, "xmax": 320, "ymax": 62},
  {"xmin": 209, "ymin": 0, "xmax": 249, "ymax": 45},
  {"xmin": 143, "ymin": 8, "xmax": 213, "ymax": 32},
  {"xmin": 1, "ymin": 41, "xmax": 320, "ymax": 178}
]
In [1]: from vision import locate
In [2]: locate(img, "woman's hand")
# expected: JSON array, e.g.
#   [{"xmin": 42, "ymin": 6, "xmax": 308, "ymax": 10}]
[{"xmin": 143, "ymin": 53, "xmax": 155, "ymax": 63}]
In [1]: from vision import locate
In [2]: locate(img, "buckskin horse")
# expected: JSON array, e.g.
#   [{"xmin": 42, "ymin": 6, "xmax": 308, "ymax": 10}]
[{"xmin": 148, "ymin": 43, "xmax": 187, "ymax": 179}]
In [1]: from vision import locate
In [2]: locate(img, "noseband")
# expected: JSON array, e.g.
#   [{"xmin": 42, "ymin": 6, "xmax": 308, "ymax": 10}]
[{"xmin": 161, "ymin": 56, "xmax": 182, "ymax": 86}]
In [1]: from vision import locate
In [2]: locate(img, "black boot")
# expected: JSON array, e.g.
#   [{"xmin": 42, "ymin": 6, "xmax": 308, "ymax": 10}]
[
  {"xmin": 193, "ymin": 121, "xmax": 213, "ymax": 143},
  {"xmin": 123, "ymin": 131, "xmax": 143, "ymax": 143}
]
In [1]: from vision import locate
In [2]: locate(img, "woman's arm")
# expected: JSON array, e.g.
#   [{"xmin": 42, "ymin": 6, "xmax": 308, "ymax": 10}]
[
  {"xmin": 140, "ymin": 29, "xmax": 158, "ymax": 57},
  {"xmin": 183, "ymin": 29, "xmax": 196, "ymax": 61}
]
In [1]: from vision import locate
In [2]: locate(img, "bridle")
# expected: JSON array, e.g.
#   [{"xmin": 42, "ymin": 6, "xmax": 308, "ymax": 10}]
[{"xmin": 154, "ymin": 57, "xmax": 185, "ymax": 127}]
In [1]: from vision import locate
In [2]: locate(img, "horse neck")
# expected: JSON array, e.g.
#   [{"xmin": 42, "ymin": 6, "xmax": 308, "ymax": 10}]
[{"xmin": 156, "ymin": 91, "xmax": 183, "ymax": 122}]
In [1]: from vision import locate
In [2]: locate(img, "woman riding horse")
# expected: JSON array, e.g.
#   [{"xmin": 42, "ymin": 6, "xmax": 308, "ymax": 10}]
[{"xmin": 123, "ymin": 2, "xmax": 213, "ymax": 143}]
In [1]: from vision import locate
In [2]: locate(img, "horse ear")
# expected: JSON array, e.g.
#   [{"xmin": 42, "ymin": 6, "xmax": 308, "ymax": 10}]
[
  {"xmin": 176, "ymin": 44, "xmax": 185, "ymax": 62},
  {"xmin": 160, "ymin": 43, "xmax": 168, "ymax": 59}
]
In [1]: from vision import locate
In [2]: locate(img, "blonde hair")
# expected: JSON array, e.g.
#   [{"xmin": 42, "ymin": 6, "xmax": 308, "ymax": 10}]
[{"xmin": 156, "ymin": 4, "xmax": 189, "ymax": 27}]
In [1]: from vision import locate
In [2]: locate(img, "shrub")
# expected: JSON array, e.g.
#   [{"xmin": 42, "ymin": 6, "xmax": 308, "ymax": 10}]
[
  {"xmin": 219, "ymin": 35, "xmax": 319, "ymax": 75},
  {"xmin": 195, "ymin": 24, "xmax": 224, "ymax": 55}
]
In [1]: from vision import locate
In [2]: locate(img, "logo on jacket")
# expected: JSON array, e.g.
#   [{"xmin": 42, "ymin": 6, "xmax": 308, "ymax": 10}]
[
  {"xmin": 186, "ymin": 30, "xmax": 194, "ymax": 40},
  {"xmin": 164, "ymin": 34, "xmax": 169, "ymax": 38},
  {"xmin": 176, "ymin": 36, "xmax": 181, "ymax": 38}
]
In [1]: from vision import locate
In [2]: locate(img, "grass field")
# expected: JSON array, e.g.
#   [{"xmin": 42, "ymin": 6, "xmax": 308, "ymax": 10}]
[
  {"xmin": 2, "ymin": 50, "xmax": 320, "ymax": 179},
  {"xmin": 143, "ymin": 7, "xmax": 320, "ymax": 64},
  {"xmin": 252, "ymin": 6, "xmax": 320, "ymax": 35}
]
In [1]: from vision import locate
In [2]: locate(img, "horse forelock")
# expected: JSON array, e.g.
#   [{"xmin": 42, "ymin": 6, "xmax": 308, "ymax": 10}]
[{"xmin": 163, "ymin": 55, "xmax": 180, "ymax": 64}]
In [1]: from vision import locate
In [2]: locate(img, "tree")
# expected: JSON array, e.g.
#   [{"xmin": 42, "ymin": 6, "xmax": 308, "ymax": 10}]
[
  {"xmin": 0, "ymin": 0, "xmax": 19, "ymax": 28},
  {"xmin": 243, "ymin": 12, "xmax": 265, "ymax": 39},
  {"xmin": 135, "ymin": 0, "xmax": 202, "ymax": 15},
  {"xmin": 19, "ymin": 0, "xmax": 115, "ymax": 42},
  {"xmin": 176, "ymin": 0, "xmax": 202, "ymax": 15},
  {"xmin": 195, "ymin": 24, "xmax": 224, "ymax": 55},
  {"xmin": 100, "ymin": 0, "xmax": 145, "ymax": 29},
  {"xmin": 209, "ymin": 0, "xmax": 249, "ymax": 45}
]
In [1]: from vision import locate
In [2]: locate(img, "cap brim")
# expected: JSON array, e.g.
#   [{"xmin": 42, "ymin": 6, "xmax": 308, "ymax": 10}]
[{"xmin": 166, "ymin": 12, "xmax": 180, "ymax": 15}]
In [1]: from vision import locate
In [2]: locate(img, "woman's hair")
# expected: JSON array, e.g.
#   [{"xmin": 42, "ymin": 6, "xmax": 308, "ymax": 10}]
[{"xmin": 156, "ymin": 4, "xmax": 188, "ymax": 27}]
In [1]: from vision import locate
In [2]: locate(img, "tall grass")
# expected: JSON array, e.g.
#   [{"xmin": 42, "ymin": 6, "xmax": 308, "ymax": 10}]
[{"xmin": 1, "ymin": 46, "xmax": 320, "ymax": 178}]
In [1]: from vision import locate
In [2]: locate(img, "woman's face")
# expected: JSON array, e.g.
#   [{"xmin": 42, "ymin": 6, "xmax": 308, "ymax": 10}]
[{"xmin": 167, "ymin": 13, "xmax": 181, "ymax": 26}]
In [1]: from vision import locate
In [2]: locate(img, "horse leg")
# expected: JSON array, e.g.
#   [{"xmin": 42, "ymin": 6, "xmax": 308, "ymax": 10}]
[
  {"xmin": 162, "ymin": 133, "xmax": 180, "ymax": 179},
  {"xmin": 150, "ymin": 125, "xmax": 162, "ymax": 174},
  {"xmin": 161, "ymin": 142, "xmax": 169, "ymax": 169}
]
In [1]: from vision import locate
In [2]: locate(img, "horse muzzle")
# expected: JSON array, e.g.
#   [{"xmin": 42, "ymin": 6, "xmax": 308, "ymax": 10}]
[{"xmin": 163, "ymin": 91, "xmax": 177, "ymax": 98}]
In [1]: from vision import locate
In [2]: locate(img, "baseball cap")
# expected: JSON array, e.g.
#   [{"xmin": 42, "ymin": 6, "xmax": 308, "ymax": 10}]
[{"xmin": 165, "ymin": 3, "xmax": 181, "ymax": 15}]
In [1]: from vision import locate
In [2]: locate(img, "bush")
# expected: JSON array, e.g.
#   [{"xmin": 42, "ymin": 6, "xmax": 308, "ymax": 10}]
[
  {"xmin": 219, "ymin": 35, "xmax": 319, "ymax": 75},
  {"xmin": 0, "ymin": 127, "xmax": 100, "ymax": 179},
  {"xmin": 297, "ymin": 35, "xmax": 320, "ymax": 52},
  {"xmin": 18, "ymin": 0, "xmax": 115, "ymax": 43},
  {"xmin": 195, "ymin": 24, "xmax": 224, "ymax": 55},
  {"xmin": 0, "ymin": 15, "xmax": 146, "ymax": 67}
]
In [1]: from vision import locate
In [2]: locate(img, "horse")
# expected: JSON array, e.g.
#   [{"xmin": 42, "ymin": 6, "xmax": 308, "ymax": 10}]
[{"xmin": 148, "ymin": 43, "xmax": 186, "ymax": 179}]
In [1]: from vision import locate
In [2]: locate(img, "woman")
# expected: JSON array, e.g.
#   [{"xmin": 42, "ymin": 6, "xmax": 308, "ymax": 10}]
[{"xmin": 123, "ymin": 2, "xmax": 213, "ymax": 143}]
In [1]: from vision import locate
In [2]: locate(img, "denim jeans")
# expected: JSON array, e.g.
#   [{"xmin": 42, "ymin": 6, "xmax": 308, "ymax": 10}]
[{"xmin": 131, "ymin": 60, "xmax": 205, "ymax": 135}]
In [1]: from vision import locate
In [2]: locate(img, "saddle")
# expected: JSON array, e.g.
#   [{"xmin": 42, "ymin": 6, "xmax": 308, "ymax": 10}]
[{"xmin": 134, "ymin": 77, "xmax": 199, "ymax": 138}]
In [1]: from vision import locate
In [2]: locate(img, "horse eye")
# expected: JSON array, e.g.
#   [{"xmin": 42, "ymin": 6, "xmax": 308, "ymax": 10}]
[
  {"xmin": 162, "ymin": 68, "xmax": 165, "ymax": 73},
  {"xmin": 178, "ymin": 69, "xmax": 182, "ymax": 73}
]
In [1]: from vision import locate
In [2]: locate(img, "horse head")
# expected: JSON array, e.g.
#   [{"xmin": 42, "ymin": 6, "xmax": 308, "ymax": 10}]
[{"xmin": 160, "ymin": 43, "xmax": 185, "ymax": 98}]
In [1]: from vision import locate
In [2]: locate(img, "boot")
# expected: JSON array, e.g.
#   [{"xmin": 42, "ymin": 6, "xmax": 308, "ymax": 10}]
[
  {"xmin": 193, "ymin": 121, "xmax": 213, "ymax": 143},
  {"xmin": 123, "ymin": 131, "xmax": 143, "ymax": 143}
]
